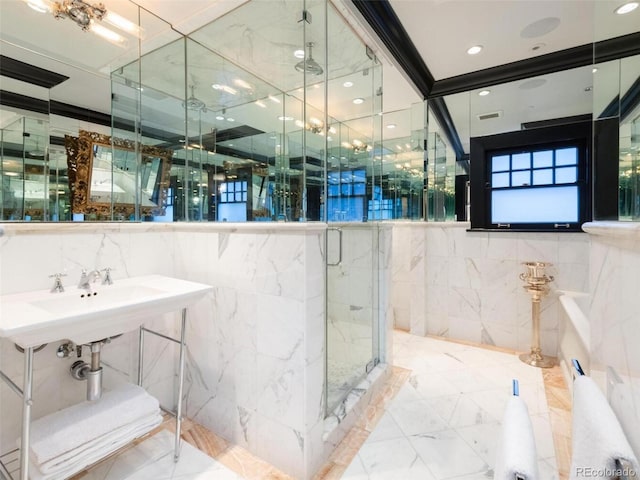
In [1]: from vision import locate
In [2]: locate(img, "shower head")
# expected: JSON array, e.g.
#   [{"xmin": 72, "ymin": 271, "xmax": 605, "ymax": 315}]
[
  {"xmin": 184, "ymin": 85, "xmax": 207, "ymax": 112},
  {"xmin": 295, "ymin": 42, "xmax": 324, "ymax": 76}
]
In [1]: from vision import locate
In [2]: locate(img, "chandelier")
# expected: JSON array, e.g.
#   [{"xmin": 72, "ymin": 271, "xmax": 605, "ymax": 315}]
[{"xmin": 22, "ymin": 0, "xmax": 143, "ymax": 46}]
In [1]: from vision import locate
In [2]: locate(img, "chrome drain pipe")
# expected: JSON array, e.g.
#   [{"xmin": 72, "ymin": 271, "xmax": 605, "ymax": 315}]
[{"xmin": 70, "ymin": 341, "xmax": 103, "ymax": 401}]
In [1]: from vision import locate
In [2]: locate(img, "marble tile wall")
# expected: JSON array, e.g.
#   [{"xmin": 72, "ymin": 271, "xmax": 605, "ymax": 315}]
[
  {"xmin": 582, "ymin": 222, "xmax": 640, "ymax": 458},
  {"xmin": 391, "ymin": 222, "xmax": 590, "ymax": 356}
]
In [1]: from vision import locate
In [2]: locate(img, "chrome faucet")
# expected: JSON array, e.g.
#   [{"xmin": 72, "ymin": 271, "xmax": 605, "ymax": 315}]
[
  {"xmin": 49, "ymin": 273, "xmax": 67, "ymax": 293},
  {"xmin": 78, "ymin": 269, "xmax": 102, "ymax": 292}
]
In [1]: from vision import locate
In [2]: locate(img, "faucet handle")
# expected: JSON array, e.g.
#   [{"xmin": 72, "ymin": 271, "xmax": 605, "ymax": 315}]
[
  {"xmin": 101, "ymin": 267, "xmax": 115, "ymax": 285},
  {"xmin": 49, "ymin": 273, "xmax": 67, "ymax": 293}
]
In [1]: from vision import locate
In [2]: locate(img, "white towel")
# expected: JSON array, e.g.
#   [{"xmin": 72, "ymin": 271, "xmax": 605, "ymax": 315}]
[
  {"xmin": 494, "ymin": 396, "xmax": 538, "ymax": 480},
  {"xmin": 27, "ymin": 383, "xmax": 159, "ymax": 465},
  {"xmin": 28, "ymin": 413, "xmax": 162, "ymax": 480},
  {"xmin": 37, "ymin": 412, "xmax": 162, "ymax": 474},
  {"xmin": 570, "ymin": 376, "xmax": 640, "ymax": 480},
  {"xmin": 609, "ymin": 382, "xmax": 640, "ymax": 459}
]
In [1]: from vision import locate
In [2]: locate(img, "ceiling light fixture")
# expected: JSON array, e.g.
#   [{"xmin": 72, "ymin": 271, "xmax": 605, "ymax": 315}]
[
  {"xmin": 478, "ymin": 90, "xmax": 491, "ymax": 96},
  {"xmin": 254, "ymin": 100, "xmax": 266, "ymax": 108},
  {"xmin": 386, "ymin": 124, "xmax": 397, "ymax": 129},
  {"xmin": 27, "ymin": 0, "xmax": 49, "ymax": 12},
  {"xmin": 467, "ymin": 45, "xmax": 483, "ymax": 55},
  {"xmin": 211, "ymin": 84, "xmax": 237, "ymax": 95},
  {"xmin": 23, "ymin": 0, "xmax": 143, "ymax": 46},
  {"xmin": 615, "ymin": 2, "xmax": 638, "ymax": 14},
  {"xmin": 294, "ymin": 49, "xmax": 305, "ymax": 59},
  {"xmin": 353, "ymin": 97, "xmax": 364, "ymax": 105},
  {"xmin": 343, "ymin": 81, "xmax": 354, "ymax": 88},
  {"xmin": 234, "ymin": 78, "xmax": 253, "ymax": 90},
  {"xmin": 278, "ymin": 116, "xmax": 294, "ymax": 121},
  {"xmin": 268, "ymin": 95, "xmax": 281, "ymax": 104}
]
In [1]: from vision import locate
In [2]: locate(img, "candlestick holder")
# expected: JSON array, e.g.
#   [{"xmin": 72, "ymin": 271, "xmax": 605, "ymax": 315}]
[{"xmin": 519, "ymin": 261, "xmax": 555, "ymax": 368}]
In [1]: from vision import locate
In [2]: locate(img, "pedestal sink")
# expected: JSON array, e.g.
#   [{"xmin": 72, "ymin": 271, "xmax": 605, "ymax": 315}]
[
  {"xmin": 0, "ymin": 274, "xmax": 212, "ymax": 480},
  {"xmin": 0, "ymin": 274, "xmax": 212, "ymax": 348}
]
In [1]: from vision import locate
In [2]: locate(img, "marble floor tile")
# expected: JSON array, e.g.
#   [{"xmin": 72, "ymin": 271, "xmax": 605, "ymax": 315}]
[
  {"xmin": 409, "ymin": 429, "xmax": 488, "ymax": 479},
  {"xmin": 73, "ymin": 330, "xmax": 569, "ymax": 480},
  {"xmin": 346, "ymin": 437, "xmax": 437, "ymax": 480},
  {"xmin": 455, "ymin": 421, "xmax": 503, "ymax": 466},
  {"xmin": 388, "ymin": 398, "xmax": 449, "ymax": 436},
  {"xmin": 77, "ymin": 430, "xmax": 242, "ymax": 480},
  {"xmin": 425, "ymin": 394, "xmax": 496, "ymax": 428}
]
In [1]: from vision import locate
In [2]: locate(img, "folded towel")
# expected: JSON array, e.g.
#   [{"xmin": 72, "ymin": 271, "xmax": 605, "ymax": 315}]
[
  {"xmin": 494, "ymin": 396, "xmax": 538, "ymax": 480},
  {"xmin": 29, "ymin": 413, "xmax": 162, "ymax": 480},
  {"xmin": 37, "ymin": 412, "xmax": 162, "ymax": 474},
  {"xmin": 609, "ymin": 382, "xmax": 640, "ymax": 459},
  {"xmin": 27, "ymin": 383, "xmax": 159, "ymax": 465},
  {"xmin": 570, "ymin": 376, "xmax": 640, "ymax": 479}
]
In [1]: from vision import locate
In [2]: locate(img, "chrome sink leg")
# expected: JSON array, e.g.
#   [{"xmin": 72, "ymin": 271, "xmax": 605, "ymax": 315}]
[
  {"xmin": 174, "ymin": 308, "xmax": 187, "ymax": 462},
  {"xmin": 20, "ymin": 347, "xmax": 34, "ymax": 480}
]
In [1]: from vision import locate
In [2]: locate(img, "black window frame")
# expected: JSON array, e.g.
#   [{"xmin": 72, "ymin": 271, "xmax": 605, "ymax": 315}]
[{"xmin": 469, "ymin": 121, "xmax": 593, "ymax": 232}]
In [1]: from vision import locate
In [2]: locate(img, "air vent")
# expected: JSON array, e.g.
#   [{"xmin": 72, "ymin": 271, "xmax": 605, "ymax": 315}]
[{"xmin": 477, "ymin": 111, "xmax": 503, "ymax": 120}]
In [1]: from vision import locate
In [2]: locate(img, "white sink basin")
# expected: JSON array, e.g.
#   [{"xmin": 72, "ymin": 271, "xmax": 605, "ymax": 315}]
[{"xmin": 0, "ymin": 275, "xmax": 212, "ymax": 348}]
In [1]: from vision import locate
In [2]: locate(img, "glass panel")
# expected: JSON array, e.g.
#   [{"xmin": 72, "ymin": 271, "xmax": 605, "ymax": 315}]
[
  {"xmin": 511, "ymin": 170, "xmax": 531, "ymax": 186},
  {"xmin": 556, "ymin": 147, "xmax": 578, "ymax": 166},
  {"xmin": 492, "ymin": 155, "xmax": 510, "ymax": 172},
  {"xmin": 533, "ymin": 150, "xmax": 553, "ymax": 168},
  {"xmin": 492, "ymin": 172, "xmax": 509, "ymax": 188},
  {"xmin": 533, "ymin": 168, "xmax": 553, "ymax": 185},
  {"xmin": 492, "ymin": 186, "xmax": 578, "ymax": 223},
  {"xmin": 512, "ymin": 152, "xmax": 531, "ymax": 170},
  {"xmin": 556, "ymin": 166, "xmax": 577, "ymax": 184}
]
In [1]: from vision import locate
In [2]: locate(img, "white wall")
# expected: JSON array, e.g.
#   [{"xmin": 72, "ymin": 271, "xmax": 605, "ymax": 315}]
[
  {"xmin": 583, "ymin": 222, "xmax": 640, "ymax": 457},
  {"xmin": 391, "ymin": 222, "xmax": 590, "ymax": 355}
]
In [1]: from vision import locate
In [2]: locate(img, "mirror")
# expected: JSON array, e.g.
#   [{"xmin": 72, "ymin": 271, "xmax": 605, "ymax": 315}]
[{"xmin": 65, "ymin": 130, "xmax": 172, "ymax": 219}]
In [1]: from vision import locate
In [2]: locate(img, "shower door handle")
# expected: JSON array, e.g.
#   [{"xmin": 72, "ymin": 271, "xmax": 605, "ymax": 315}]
[{"xmin": 327, "ymin": 227, "xmax": 342, "ymax": 266}]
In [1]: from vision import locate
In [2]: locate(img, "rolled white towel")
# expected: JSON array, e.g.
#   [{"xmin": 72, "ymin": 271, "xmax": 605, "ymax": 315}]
[
  {"xmin": 609, "ymin": 382, "xmax": 640, "ymax": 459},
  {"xmin": 570, "ymin": 376, "xmax": 640, "ymax": 479},
  {"xmin": 27, "ymin": 383, "xmax": 159, "ymax": 466},
  {"xmin": 29, "ymin": 413, "xmax": 163, "ymax": 480},
  {"xmin": 494, "ymin": 396, "xmax": 538, "ymax": 480}
]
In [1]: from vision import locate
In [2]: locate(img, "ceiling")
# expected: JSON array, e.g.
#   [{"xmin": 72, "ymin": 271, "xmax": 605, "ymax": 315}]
[{"xmin": 1, "ymin": 0, "xmax": 639, "ymax": 158}]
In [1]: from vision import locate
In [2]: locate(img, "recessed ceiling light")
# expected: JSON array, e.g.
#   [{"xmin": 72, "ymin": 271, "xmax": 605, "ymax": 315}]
[
  {"xmin": 268, "ymin": 95, "xmax": 281, "ymax": 104},
  {"xmin": 234, "ymin": 79, "xmax": 252, "ymax": 90},
  {"xmin": 215, "ymin": 115, "xmax": 224, "ymax": 120},
  {"xmin": 386, "ymin": 124, "xmax": 397, "ymax": 129},
  {"xmin": 343, "ymin": 81, "xmax": 354, "ymax": 88},
  {"xmin": 615, "ymin": 2, "xmax": 638, "ymax": 14},
  {"xmin": 294, "ymin": 49, "xmax": 305, "ymax": 59},
  {"xmin": 278, "ymin": 116, "xmax": 294, "ymax": 121},
  {"xmin": 254, "ymin": 100, "xmax": 266, "ymax": 108},
  {"xmin": 592, "ymin": 67, "xmax": 598, "ymax": 73},
  {"xmin": 227, "ymin": 117, "xmax": 235, "ymax": 122},
  {"xmin": 467, "ymin": 45, "xmax": 483, "ymax": 55},
  {"xmin": 478, "ymin": 90, "xmax": 491, "ymax": 96},
  {"xmin": 353, "ymin": 97, "xmax": 365, "ymax": 104},
  {"xmin": 27, "ymin": 0, "xmax": 49, "ymax": 13}
]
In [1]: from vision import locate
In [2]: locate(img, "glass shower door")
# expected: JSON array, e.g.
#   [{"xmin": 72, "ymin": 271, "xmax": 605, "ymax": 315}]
[{"xmin": 326, "ymin": 223, "xmax": 380, "ymax": 412}]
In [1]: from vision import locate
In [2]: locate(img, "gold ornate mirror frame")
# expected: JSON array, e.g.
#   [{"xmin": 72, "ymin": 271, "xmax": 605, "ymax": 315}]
[{"xmin": 65, "ymin": 130, "xmax": 172, "ymax": 219}]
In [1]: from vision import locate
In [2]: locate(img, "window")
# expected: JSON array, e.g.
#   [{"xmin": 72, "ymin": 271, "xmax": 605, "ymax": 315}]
[
  {"xmin": 490, "ymin": 146, "xmax": 580, "ymax": 224},
  {"xmin": 469, "ymin": 121, "xmax": 592, "ymax": 231}
]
